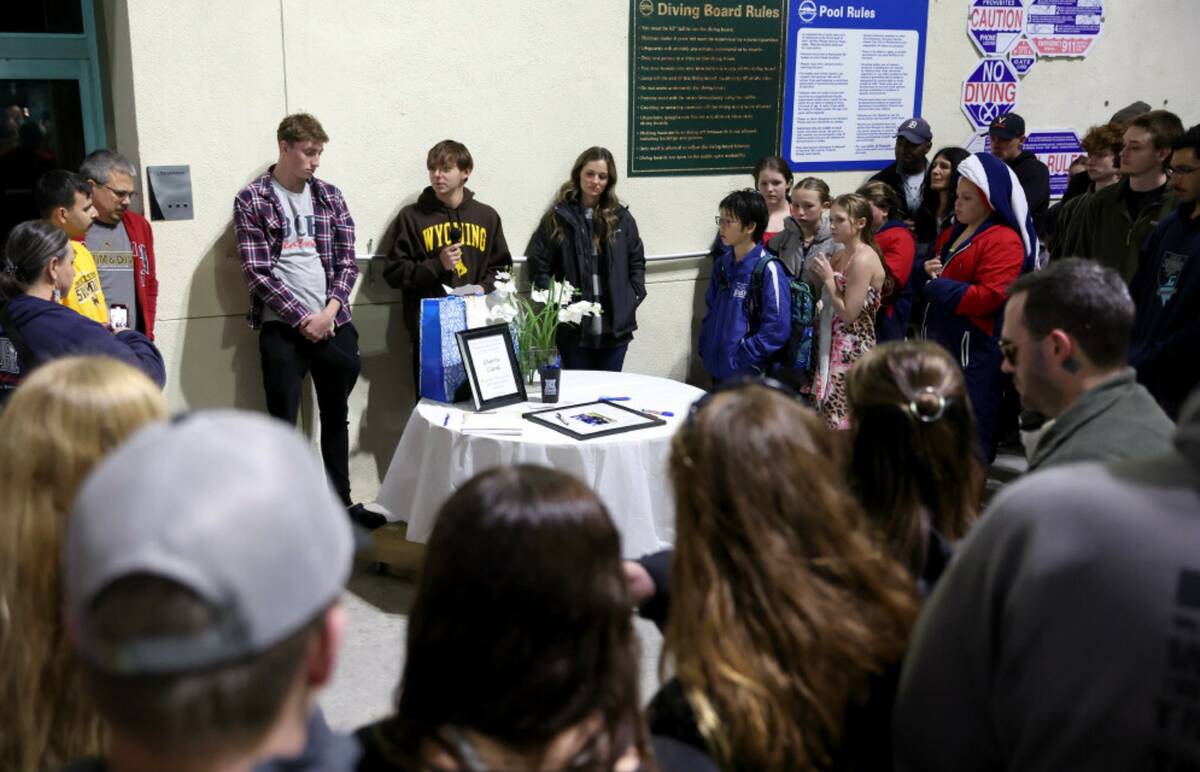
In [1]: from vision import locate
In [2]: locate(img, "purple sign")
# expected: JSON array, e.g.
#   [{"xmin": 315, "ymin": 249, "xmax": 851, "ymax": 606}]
[
  {"xmin": 1027, "ymin": 0, "xmax": 1104, "ymax": 58},
  {"xmin": 968, "ymin": 0, "xmax": 1025, "ymax": 56},
  {"xmin": 1008, "ymin": 36, "xmax": 1037, "ymax": 77},
  {"xmin": 961, "ymin": 58, "xmax": 1020, "ymax": 131},
  {"xmin": 965, "ymin": 129, "xmax": 1083, "ymax": 198}
]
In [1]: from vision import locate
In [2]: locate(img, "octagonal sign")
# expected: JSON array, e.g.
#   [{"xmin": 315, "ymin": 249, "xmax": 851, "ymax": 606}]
[
  {"xmin": 968, "ymin": 0, "xmax": 1026, "ymax": 57},
  {"xmin": 1008, "ymin": 36, "xmax": 1037, "ymax": 76},
  {"xmin": 961, "ymin": 58, "xmax": 1020, "ymax": 131}
]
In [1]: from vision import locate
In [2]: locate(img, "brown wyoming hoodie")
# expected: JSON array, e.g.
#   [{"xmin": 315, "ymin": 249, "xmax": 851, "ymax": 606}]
[{"xmin": 383, "ymin": 186, "xmax": 512, "ymax": 332}]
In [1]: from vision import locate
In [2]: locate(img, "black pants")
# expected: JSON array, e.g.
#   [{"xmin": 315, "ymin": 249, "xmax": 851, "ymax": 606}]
[{"xmin": 260, "ymin": 321, "xmax": 361, "ymax": 506}]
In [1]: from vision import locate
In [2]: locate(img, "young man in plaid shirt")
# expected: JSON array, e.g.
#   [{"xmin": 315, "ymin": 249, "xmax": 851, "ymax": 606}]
[{"xmin": 234, "ymin": 113, "xmax": 364, "ymax": 519}]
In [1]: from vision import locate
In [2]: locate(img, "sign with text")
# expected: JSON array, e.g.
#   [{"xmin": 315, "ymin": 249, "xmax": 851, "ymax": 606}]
[
  {"xmin": 961, "ymin": 57, "xmax": 1020, "ymax": 131},
  {"xmin": 1026, "ymin": 0, "xmax": 1103, "ymax": 58},
  {"xmin": 1007, "ymin": 35, "xmax": 1037, "ymax": 76},
  {"xmin": 965, "ymin": 129, "xmax": 1083, "ymax": 198},
  {"xmin": 628, "ymin": 0, "xmax": 787, "ymax": 176},
  {"xmin": 782, "ymin": 0, "xmax": 930, "ymax": 172},
  {"xmin": 967, "ymin": 0, "xmax": 1025, "ymax": 57}
]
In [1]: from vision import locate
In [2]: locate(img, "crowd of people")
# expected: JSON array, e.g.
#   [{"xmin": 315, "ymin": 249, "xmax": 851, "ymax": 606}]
[{"xmin": 0, "ymin": 101, "xmax": 1198, "ymax": 770}]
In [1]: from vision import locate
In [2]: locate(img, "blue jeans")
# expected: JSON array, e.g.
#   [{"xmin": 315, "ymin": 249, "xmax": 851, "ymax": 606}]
[{"xmin": 559, "ymin": 341, "xmax": 628, "ymax": 372}]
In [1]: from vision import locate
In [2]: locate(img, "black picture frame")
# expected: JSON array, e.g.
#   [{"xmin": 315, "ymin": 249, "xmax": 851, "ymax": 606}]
[
  {"xmin": 455, "ymin": 324, "xmax": 526, "ymax": 411},
  {"xmin": 523, "ymin": 400, "xmax": 665, "ymax": 441}
]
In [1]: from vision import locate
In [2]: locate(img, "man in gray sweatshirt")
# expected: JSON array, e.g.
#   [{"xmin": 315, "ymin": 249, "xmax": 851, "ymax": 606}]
[
  {"xmin": 1000, "ymin": 258, "xmax": 1174, "ymax": 472},
  {"xmin": 894, "ymin": 386, "xmax": 1200, "ymax": 770}
]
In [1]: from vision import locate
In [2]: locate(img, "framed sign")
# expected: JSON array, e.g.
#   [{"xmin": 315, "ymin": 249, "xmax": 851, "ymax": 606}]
[
  {"xmin": 523, "ymin": 400, "xmax": 665, "ymax": 442},
  {"xmin": 455, "ymin": 324, "xmax": 526, "ymax": 412}
]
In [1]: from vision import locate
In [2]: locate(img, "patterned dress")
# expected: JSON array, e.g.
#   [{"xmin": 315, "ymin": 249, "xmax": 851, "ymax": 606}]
[{"xmin": 814, "ymin": 272, "xmax": 881, "ymax": 430}]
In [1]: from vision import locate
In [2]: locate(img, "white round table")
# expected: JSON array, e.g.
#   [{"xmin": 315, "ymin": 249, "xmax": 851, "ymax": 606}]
[{"xmin": 375, "ymin": 370, "xmax": 705, "ymax": 558}]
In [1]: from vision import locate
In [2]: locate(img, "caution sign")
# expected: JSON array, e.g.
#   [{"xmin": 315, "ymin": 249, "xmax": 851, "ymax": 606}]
[
  {"xmin": 961, "ymin": 58, "xmax": 1020, "ymax": 131},
  {"xmin": 1026, "ymin": 0, "xmax": 1104, "ymax": 58},
  {"xmin": 967, "ymin": 0, "xmax": 1025, "ymax": 57},
  {"xmin": 1008, "ymin": 36, "xmax": 1037, "ymax": 77}
]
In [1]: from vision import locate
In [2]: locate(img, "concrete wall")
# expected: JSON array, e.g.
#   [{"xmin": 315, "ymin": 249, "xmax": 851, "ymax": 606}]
[{"xmin": 99, "ymin": 0, "xmax": 1198, "ymax": 502}]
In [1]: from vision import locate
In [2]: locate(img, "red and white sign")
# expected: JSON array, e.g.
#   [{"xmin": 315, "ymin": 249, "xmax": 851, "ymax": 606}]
[
  {"xmin": 961, "ymin": 58, "xmax": 1021, "ymax": 131},
  {"xmin": 968, "ymin": 0, "xmax": 1025, "ymax": 57},
  {"xmin": 1026, "ymin": 0, "xmax": 1104, "ymax": 58},
  {"xmin": 1008, "ymin": 36, "xmax": 1037, "ymax": 76}
]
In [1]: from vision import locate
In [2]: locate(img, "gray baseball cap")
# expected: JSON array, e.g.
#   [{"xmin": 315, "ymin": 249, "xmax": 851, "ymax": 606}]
[
  {"xmin": 64, "ymin": 410, "xmax": 354, "ymax": 675},
  {"xmin": 896, "ymin": 117, "xmax": 933, "ymax": 144}
]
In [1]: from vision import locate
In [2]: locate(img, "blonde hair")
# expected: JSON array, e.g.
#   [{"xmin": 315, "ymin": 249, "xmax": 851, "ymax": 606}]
[{"xmin": 0, "ymin": 356, "xmax": 167, "ymax": 771}]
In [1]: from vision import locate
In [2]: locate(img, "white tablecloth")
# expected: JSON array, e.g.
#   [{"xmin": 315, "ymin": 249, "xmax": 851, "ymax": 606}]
[{"xmin": 376, "ymin": 370, "xmax": 704, "ymax": 558}]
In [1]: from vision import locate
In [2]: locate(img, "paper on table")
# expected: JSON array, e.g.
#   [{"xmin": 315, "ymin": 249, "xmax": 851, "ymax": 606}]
[
  {"xmin": 442, "ymin": 284, "xmax": 485, "ymax": 297},
  {"xmin": 466, "ymin": 334, "xmax": 519, "ymax": 402},
  {"xmin": 460, "ymin": 413, "xmax": 523, "ymax": 436}
]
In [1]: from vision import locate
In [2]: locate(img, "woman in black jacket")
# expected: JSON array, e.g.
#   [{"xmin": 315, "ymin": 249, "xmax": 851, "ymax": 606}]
[{"xmin": 529, "ymin": 147, "xmax": 646, "ymax": 371}]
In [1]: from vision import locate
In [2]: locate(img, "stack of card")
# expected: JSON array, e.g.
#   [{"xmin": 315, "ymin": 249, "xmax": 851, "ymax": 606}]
[{"xmin": 459, "ymin": 413, "xmax": 524, "ymax": 437}]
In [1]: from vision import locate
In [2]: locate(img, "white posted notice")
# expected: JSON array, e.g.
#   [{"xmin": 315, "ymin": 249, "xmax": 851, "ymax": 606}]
[{"xmin": 790, "ymin": 28, "xmax": 918, "ymax": 165}]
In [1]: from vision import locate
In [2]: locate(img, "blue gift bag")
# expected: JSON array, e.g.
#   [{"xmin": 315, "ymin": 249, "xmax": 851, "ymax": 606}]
[{"xmin": 419, "ymin": 296, "xmax": 468, "ymax": 403}]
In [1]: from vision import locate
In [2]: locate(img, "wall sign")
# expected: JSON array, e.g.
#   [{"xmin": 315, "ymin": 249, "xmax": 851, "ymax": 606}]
[
  {"xmin": 627, "ymin": 0, "xmax": 787, "ymax": 176},
  {"xmin": 1007, "ymin": 35, "xmax": 1037, "ymax": 76},
  {"xmin": 1026, "ymin": 0, "xmax": 1103, "ymax": 58},
  {"xmin": 965, "ymin": 129, "xmax": 1083, "ymax": 198},
  {"xmin": 782, "ymin": 0, "xmax": 930, "ymax": 172},
  {"xmin": 967, "ymin": 0, "xmax": 1025, "ymax": 56},
  {"xmin": 961, "ymin": 57, "xmax": 1020, "ymax": 131}
]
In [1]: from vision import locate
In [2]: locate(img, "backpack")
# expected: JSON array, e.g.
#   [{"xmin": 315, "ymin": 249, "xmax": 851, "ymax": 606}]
[{"xmin": 745, "ymin": 253, "xmax": 815, "ymax": 373}]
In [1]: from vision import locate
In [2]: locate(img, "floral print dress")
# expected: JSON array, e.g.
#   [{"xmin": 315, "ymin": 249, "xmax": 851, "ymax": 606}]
[{"xmin": 814, "ymin": 271, "xmax": 880, "ymax": 430}]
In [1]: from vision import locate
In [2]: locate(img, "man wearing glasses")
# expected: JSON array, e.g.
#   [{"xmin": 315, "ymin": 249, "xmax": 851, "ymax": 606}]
[
  {"xmin": 80, "ymin": 149, "xmax": 158, "ymax": 337},
  {"xmin": 1130, "ymin": 124, "xmax": 1200, "ymax": 420},
  {"xmin": 999, "ymin": 258, "xmax": 1172, "ymax": 473}
]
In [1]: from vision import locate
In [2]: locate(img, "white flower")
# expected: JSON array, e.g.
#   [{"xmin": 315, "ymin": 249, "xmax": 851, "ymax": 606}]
[
  {"xmin": 487, "ymin": 301, "xmax": 520, "ymax": 323},
  {"xmin": 495, "ymin": 270, "xmax": 512, "ymax": 283},
  {"xmin": 494, "ymin": 279, "xmax": 517, "ymax": 297},
  {"xmin": 558, "ymin": 306, "xmax": 584, "ymax": 325},
  {"xmin": 531, "ymin": 287, "xmax": 549, "ymax": 304}
]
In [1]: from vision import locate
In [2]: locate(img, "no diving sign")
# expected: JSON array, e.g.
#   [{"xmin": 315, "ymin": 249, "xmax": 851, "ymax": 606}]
[
  {"xmin": 961, "ymin": 58, "xmax": 1020, "ymax": 131},
  {"xmin": 968, "ymin": 0, "xmax": 1025, "ymax": 56}
]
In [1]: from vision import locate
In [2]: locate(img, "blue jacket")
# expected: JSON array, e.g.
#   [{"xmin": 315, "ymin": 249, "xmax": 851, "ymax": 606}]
[
  {"xmin": 698, "ymin": 244, "xmax": 790, "ymax": 381},
  {"xmin": 1129, "ymin": 202, "xmax": 1200, "ymax": 419},
  {"xmin": 0, "ymin": 294, "xmax": 165, "ymax": 402}
]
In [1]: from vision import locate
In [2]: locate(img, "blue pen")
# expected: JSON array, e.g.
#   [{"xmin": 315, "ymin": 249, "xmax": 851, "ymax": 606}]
[
  {"xmin": 599, "ymin": 396, "xmax": 630, "ymax": 401},
  {"xmin": 640, "ymin": 409, "xmax": 674, "ymax": 417},
  {"xmin": 443, "ymin": 414, "xmax": 450, "ymax": 427}
]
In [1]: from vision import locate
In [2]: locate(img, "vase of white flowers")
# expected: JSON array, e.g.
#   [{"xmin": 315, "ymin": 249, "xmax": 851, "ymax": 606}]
[{"xmin": 488, "ymin": 271, "xmax": 602, "ymax": 387}]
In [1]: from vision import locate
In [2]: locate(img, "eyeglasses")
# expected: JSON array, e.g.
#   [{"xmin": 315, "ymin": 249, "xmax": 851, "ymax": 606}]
[
  {"xmin": 686, "ymin": 375, "xmax": 800, "ymax": 427},
  {"xmin": 999, "ymin": 335, "xmax": 1045, "ymax": 367},
  {"xmin": 714, "ymin": 216, "xmax": 737, "ymax": 227},
  {"xmin": 101, "ymin": 184, "xmax": 137, "ymax": 201}
]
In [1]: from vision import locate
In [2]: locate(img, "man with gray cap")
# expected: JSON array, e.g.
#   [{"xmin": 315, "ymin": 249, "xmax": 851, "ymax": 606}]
[
  {"xmin": 869, "ymin": 117, "xmax": 933, "ymax": 234},
  {"xmin": 60, "ymin": 410, "xmax": 359, "ymax": 771}
]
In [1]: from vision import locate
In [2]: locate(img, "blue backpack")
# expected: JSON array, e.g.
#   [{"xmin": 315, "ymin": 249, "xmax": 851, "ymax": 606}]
[{"xmin": 745, "ymin": 253, "xmax": 815, "ymax": 373}]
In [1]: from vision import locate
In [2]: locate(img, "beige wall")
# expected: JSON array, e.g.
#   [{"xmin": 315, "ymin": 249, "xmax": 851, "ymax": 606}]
[{"xmin": 101, "ymin": 0, "xmax": 1198, "ymax": 502}]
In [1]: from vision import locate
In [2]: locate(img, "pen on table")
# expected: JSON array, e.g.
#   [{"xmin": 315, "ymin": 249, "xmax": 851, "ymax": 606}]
[
  {"xmin": 443, "ymin": 414, "xmax": 450, "ymax": 427},
  {"xmin": 639, "ymin": 408, "xmax": 674, "ymax": 417},
  {"xmin": 555, "ymin": 412, "xmax": 569, "ymax": 426},
  {"xmin": 598, "ymin": 396, "xmax": 630, "ymax": 401}
]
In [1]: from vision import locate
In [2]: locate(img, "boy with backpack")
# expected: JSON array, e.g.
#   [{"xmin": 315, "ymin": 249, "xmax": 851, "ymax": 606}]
[{"xmin": 699, "ymin": 189, "xmax": 810, "ymax": 383}]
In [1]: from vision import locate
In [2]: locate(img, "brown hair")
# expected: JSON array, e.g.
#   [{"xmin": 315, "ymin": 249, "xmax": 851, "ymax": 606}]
[
  {"xmin": 792, "ymin": 176, "xmax": 832, "ymax": 205},
  {"xmin": 0, "ymin": 356, "xmax": 166, "ymax": 771},
  {"xmin": 82, "ymin": 577, "xmax": 324, "ymax": 761},
  {"xmin": 856, "ymin": 180, "xmax": 902, "ymax": 220},
  {"xmin": 1129, "ymin": 110, "xmax": 1185, "ymax": 156},
  {"xmin": 752, "ymin": 155, "xmax": 793, "ymax": 189},
  {"xmin": 384, "ymin": 465, "xmax": 651, "ymax": 769},
  {"xmin": 1080, "ymin": 122, "xmax": 1125, "ymax": 159},
  {"xmin": 543, "ymin": 146, "xmax": 622, "ymax": 253},
  {"xmin": 276, "ymin": 112, "xmax": 329, "ymax": 144},
  {"xmin": 666, "ymin": 387, "xmax": 917, "ymax": 770},
  {"xmin": 426, "ymin": 139, "xmax": 474, "ymax": 172},
  {"xmin": 845, "ymin": 341, "xmax": 983, "ymax": 575}
]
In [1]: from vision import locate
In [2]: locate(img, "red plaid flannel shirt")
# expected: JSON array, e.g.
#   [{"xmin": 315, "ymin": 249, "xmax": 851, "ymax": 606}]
[{"xmin": 233, "ymin": 170, "xmax": 357, "ymax": 329}]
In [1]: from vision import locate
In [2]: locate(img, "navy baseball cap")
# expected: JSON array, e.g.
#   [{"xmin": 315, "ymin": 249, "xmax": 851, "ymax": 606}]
[
  {"xmin": 896, "ymin": 117, "xmax": 932, "ymax": 144},
  {"xmin": 989, "ymin": 113, "xmax": 1027, "ymax": 140}
]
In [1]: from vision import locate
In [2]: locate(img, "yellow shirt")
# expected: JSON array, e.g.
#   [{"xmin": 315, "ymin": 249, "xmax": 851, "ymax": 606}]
[{"xmin": 61, "ymin": 241, "xmax": 109, "ymax": 326}]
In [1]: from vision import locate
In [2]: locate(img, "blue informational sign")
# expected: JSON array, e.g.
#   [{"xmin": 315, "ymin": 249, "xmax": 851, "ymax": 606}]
[
  {"xmin": 960, "ymin": 57, "xmax": 1020, "ymax": 131},
  {"xmin": 1008, "ymin": 36, "xmax": 1038, "ymax": 77},
  {"xmin": 967, "ymin": 0, "xmax": 1025, "ymax": 56},
  {"xmin": 1027, "ymin": 0, "xmax": 1104, "ymax": 58},
  {"xmin": 781, "ymin": 0, "xmax": 931, "ymax": 172}
]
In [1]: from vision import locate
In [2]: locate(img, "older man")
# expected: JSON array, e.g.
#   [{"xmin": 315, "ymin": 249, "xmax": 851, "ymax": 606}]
[{"xmin": 1000, "ymin": 258, "xmax": 1174, "ymax": 472}]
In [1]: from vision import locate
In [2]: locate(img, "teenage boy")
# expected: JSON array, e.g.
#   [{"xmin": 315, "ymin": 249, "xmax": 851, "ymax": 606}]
[
  {"xmin": 34, "ymin": 169, "xmax": 108, "ymax": 325},
  {"xmin": 383, "ymin": 140, "xmax": 512, "ymax": 387},
  {"xmin": 1068, "ymin": 109, "xmax": 1185, "ymax": 281},
  {"xmin": 698, "ymin": 189, "xmax": 791, "ymax": 383},
  {"xmin": 79, "ymin": 150, "xmax": 158, "ymax": 337},
  {"xmin": 1129, "ymin": 124, "xmax": 1200, "ymax": 420},
  {"xmin": 988, "ymin": 113, "xmax": 1051, "ymax": 236},
  {"xmin": 61, "ymin": 411, "xmax": 359, "ymax": 772},
  {"xmin": 234, "ymin": 113, "xmax": 363, "ymax": 517}
]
